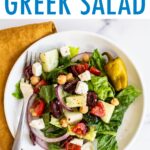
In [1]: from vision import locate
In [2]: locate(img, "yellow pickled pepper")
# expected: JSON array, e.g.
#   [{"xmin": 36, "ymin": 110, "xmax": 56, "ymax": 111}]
[{"xmin": 103, "ymin": 52, "xmax": 128, "ymax": 91}]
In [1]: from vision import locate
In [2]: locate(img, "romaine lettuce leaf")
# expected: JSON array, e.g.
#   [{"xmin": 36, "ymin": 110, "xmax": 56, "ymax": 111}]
[
  {"xmin": 69, "ymin": 46, "xmax": 79, "ymax": 58},
  {"xmin": 97, "ymin": 134, "xmax": 118, "ymax": 150},
  {"xmin": 111, "ymin": 85, "xmax": 141, "ymax": 124},
  {"xmin": 88, "ymin": 75, "xmax": 115, "ymax": 100},
  {"xmin": 89, "ymin": 85, "xmax": 141, "ymax": 150},
  {"xmin": 89, "ymin": 49, "xmax": 106, "ymax": 73}
]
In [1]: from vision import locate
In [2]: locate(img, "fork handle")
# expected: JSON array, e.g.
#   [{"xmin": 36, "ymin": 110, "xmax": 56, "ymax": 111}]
[{"xmin": 12, "ymin": 99, "xmax": 28, "ymax": 150}]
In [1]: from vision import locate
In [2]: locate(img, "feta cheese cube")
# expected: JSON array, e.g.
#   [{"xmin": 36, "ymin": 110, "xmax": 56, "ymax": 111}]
[
  {"xmin": 70, "ymin": 138, "xmax": 84, "ymax": 146},
  {"xmin": 81, "ymin": 142, "xmax": 94, "ymax": 150},
  {"xmin": 29, "ymin": 119, "xmax": 45, "ymax": 130},
  {"xmin": 75, "ymin": 81, "xmax": 88, "ymax": 94},
  {"xmin": 78, "ymin": 70, "xmax": 91, "ymax": 81},
  {"xmin": 32, "ymin": 62, "xmax": 42, "ymax": 77},
  {"xmin": 60, "ymin": 46, "xmax": 70, "ymax": 57}
]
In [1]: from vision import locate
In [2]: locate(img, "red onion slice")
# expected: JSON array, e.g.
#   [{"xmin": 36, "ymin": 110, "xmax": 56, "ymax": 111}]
[
  {"xmin": 71, "ymin": 52, "xmax": 92, "ymax": 62},
  {"xmin": 55, "ymin": 85, "xmax": 72, "ymax": 111},
  {"xmin": 36, "ymin": 137, "xmax": 48, "ymax": 150},
  {"xmin": 26, "ymin": 94, "xmax": 69, "ymax": 145}
]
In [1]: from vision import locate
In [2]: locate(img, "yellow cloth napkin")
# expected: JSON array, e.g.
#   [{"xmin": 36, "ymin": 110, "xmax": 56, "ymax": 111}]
[{"xmin": 0, "ymin": 21, "xmax": 57, "ymax": 150}]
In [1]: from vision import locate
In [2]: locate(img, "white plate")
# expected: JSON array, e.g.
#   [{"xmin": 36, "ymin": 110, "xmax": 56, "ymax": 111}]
[{"xmin": 4, "ymin": 31, "xmax": 145, "ymax": 150}]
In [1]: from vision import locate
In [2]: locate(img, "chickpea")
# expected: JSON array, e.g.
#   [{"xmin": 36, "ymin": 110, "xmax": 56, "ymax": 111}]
[
  {"xmin": 82, "ymin": 53, "xmax": 90, "ymax": 62},
  {"xmin": 57, "ymin": 75, "xmax": 67, "ymax": 85},
  {"xmin": 111, "ymin": 98, "xmax": 119, "ymax": 106},
  {"xmin": 66, "ymin": 73, "xmax": 74, "ymax": 82},
  {"xmin": 30, "ymin": 76, "xmax": 40, "ymax": 85},
  {"xmin": 30, "ymin": 108, "xmax": 37, "ymax": 116},
  {"xmin": 60, "ymin": 118, "xmax": 68, "ymax": 128},
  {"xmin": 79, "ymin": 106, "xmax": 89, "ymax": 114}
]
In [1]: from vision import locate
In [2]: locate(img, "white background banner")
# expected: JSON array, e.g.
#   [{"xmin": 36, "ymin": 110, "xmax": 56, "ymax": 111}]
[{"xmin": 0, "ymin": 0, "xmax": 150, "ymax": 19}]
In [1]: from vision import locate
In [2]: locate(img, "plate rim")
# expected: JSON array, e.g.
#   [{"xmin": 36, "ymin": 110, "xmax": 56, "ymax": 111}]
[{"xmin": 4, "ymin": 30, "xmax": 146, "ymax": 150}]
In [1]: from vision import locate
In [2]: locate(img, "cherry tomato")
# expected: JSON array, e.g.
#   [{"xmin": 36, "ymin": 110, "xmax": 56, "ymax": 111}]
[
  {"xmin": 90, "ymin": 101, "xmax": 105, "ymax": 118},
  {"xmin": 66, "ymin": 143, "xmax": 81, "ymax": 150},
  {"xmin": 89, "ymin": 66, "xmax": 101, "ymax": 76},
  {"xmin": 83, "ymin": 63, "xmax": 89, "ymax": 70},
  {"xmin": 75, "ymin": 63, "xmax": 89, "ymax": 74},
  {"xmin": 34, "ymin": 79, "xmax": 47, "ymax": 93},
  {"xmin": 72, "ymin": 123, "xmax": 88, "ymax": 136},
  {"xmin": 75, "ymin": 64, "xmax": 84, "ymax": 74},
  {"xmin": 30, "ymin": 99, "xmax": 45, "ymax": 117}
]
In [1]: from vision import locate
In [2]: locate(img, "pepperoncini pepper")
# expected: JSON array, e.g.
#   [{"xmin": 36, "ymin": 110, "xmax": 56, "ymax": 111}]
[{"xmin": 102, "ymin": 52, "xmax": 128, "ymax": 91}]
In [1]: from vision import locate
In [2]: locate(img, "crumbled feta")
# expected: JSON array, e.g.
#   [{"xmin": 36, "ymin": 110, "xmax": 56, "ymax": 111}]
[
  {"xmin": 70, "ymin": 138, "xmax": 84, "ymax": 146},
  {"xmin": 81, "ymin": 142, "xmax": 94, "ymax": 150},
  {"xmin": 29, "ymin": 119, "xmax": 45, "ymax": 130},
  {"xmin": 75, "ymin": 81, "xmax": 88, "ymax": 94},
  {"xmin": 60, "ymin": 46, "xmax": 70, "ymax": 57},
  {"xmin": 32, "ymin": 62, "xmax": 42, "ymax": 76},
  {"xmin": 78, "ymin": 70, "xmax": 91, "ymax": 81}
]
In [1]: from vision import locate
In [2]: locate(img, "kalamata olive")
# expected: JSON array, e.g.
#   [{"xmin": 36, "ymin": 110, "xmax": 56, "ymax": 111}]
[
  {"xmin": 63, "ymin": 79, "xmax": 79, "ymax": 94},
  {"xmin": 87, "ymin": 91, "xmax": 98, "ymax": 108},
  {"xmin": 69, "ymin": 66, "xmax": 79, "ymax": 77},
  {"xmin": 24, "ymin": 65, "xmax": 33, "ymax": 80},
  {"xmin": 50, "ymin": 100, "xmax": 62, "ymax": 118},
  {"xmin": 60, "ymin": 136, "xmax": 74, "ymax": 148}
]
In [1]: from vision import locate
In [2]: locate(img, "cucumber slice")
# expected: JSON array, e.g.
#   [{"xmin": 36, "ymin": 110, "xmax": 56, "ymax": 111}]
[
  {"xmin": 40, "ymin": 49, "xmax": 59, "ymax": 72},
  {"xmin": 66, "ymin": 95, "xmax": 87, "ymax": 108},
  {"xmin": 100, "ymin": 101, "xmax": 115, "ymax": 123}
]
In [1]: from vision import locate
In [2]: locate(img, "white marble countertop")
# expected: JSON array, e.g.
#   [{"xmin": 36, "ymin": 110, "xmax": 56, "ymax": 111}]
[{"xmin": 0, "ymin": 19, "xmax": 150, "ymax": 150}]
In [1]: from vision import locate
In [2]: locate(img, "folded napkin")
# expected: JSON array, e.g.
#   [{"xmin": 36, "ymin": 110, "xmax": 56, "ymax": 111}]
[{"xmin": 0, "ymin": 21, "xmax": 57, "ymax": 150}]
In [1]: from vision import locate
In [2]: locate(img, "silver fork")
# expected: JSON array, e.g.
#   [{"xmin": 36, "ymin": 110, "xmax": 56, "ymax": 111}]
[{"xmin": 12, "ymin": 51, "xmax": 35, "ymax": 150}]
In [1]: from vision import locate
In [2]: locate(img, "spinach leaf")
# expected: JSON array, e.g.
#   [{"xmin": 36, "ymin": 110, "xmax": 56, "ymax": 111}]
[
  {"xmin": 59, "ymin": 56, "xmax": 71, "ymax": 66},
  {"xmin": 89, "ymin": 49, "xmax": 106, "ymax": 72},
  {"xmin": 88, "ymin": 75, "xmax": 115, "ymax": 100},
  {"xmin": 44, "ymin": 127, "xmax": 67, "ymax": 138},
  {"xmin": 12, "ymin": 81, "xmax": 23, "ymax": 100},
  {"xmin": 48, "ymin": 143, "xmax": 61, "ymax": 150},
  {"xmin": 97, "ymin": 134, "xmax": 118, "ymax": 150},
  {"xmin": 83, "ymin": 114, "xmax": 100, "ymax": 126},
  {"xmin": 39, "ymin": 85, "xmax": 56, "ymax": 103},
  {"xmin": 42, "ymin": 113, "xmax": 50, "ymax": 127}
]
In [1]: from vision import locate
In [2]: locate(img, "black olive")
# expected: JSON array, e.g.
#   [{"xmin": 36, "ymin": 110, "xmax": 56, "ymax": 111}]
[{"xmin": 87, "ymin": 91, "xmax": 98, "ymax": 108}]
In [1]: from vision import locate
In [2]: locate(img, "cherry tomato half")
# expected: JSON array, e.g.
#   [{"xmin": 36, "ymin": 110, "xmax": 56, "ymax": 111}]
[
  {"xmin": 66, "ymin": 143, "xmax": 81, "ymax": 150},
  {"xmin": 89, "ymin": 66, "xmax": 101, "ymax": 76},
  {"xmin": 34, "ymin": 79, "xmax": 47, "ymax": 93},
  {"xmin": 90, "ymin": 101, "xmax": 105, "ymax": 118},
  {"xmin": 75, "ymin": 63, "xmax": 89, "ymax": 74},
  {"xmin": 30, "ymin": 99, "xmax": 45, "ymax": 117},
  {"xmin": 72, "ymin": 123, "xmax": 88, "ymax": 136}
]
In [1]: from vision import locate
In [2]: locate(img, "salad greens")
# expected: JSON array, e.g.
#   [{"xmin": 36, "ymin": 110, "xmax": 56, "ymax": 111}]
[
  {"xmin": 39, "ymin": 85, "xmax": 56, "ymax": 103},
  {"xmin": 111, "ymin": 85, "xmax": 141, "ymax": 124},
  {"xmin": 42, "ymin": 61, "xmax": 75, "ymax": 82},
  {"xmin": 89, "ymin": 49, "xmax": 106, "ymax": 73},
  {"xmin": 12, "ymin": 47, "xmax": 141, "ymax": 150},
  {"xmin": 97, "ymin": 134, "xmax": 118, "ymax": 150},
  {"xmin": 48, "ymin": 143, "xmax": 61, "ymax": 150},
  {"xmin": 88, "ymin": 75, "xmax": 115, "ymax": 100},
  {"xmin": 12, "ymin": 81, "xmax": 23, "ymax": 100},
  {"xmin": 69, "ymin": 46, "xmax": 79, "ymax": 58}
]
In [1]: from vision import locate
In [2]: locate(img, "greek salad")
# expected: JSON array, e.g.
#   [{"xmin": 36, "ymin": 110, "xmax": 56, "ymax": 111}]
[{"xmin": 13, "ymin": 46, "xmax": 141, "ymax": 150}]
